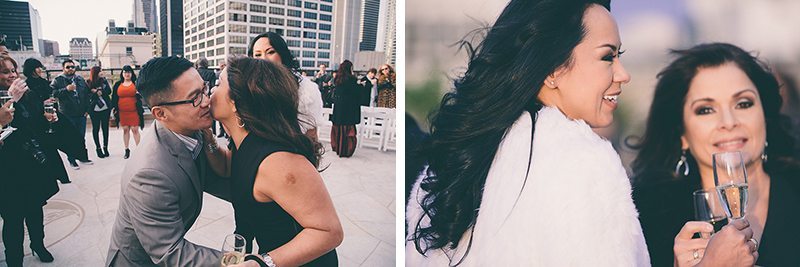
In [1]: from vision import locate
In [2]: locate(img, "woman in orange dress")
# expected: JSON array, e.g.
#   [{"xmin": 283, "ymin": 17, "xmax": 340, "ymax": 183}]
[{"xmin": 111, "ymin": 65, "xmax": 144, "ymax": 159}]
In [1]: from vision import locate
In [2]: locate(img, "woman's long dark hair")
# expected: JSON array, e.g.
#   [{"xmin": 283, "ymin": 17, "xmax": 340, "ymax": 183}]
[
  {"xmin": 22, "ymin": 58, "xmax": 43, "ymax": 78},
  {"xmin": 411, "ymin": 0, "xmax": 610, "ymax": 264},
  {"xmin": 226, "ymin": 57, "xmax": 322, "ymax": 167},
  {"xmin": 119, "ymin": 65, "xmax": 137, "ymax": 83},
  {"xmin": 247, "ymin": 32, "xmax": 300, "ymax": 73},
  {"xmin": 629, "ymin": 43, "xmax": 798, "ymax": 186},
  {"xmin": 88, "ymin": 66, "xmax": 103, "ymax": 89},
  {"xmin": 334, "ymin": 60, "xmax": 354, "ymax": 86}
]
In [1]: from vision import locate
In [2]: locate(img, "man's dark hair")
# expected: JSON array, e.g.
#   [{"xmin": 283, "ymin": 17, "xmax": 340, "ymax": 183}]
[
  {"xmin": 368, "ymin": 68, "xmax": 377, "ymax": 74},
  {"xmin": 196, "ymin": 57, "xmax": 209, "ymax": 68},
  {"xmin": 136, "ymin": 56, "xmax": 195, "ymax": 107},
  {"xmin": 62, "ymin": 59, "xmax": 75, "ymax": 67}
]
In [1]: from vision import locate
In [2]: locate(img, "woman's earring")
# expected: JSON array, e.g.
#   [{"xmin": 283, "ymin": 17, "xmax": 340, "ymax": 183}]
[
  {"xmin": 550, "ymin": 81, "xmax": 555, "ymax": 86},
  {"xmin": 236, "ymin": 115, "xmax": 245, "ymax": 128},
  {"xmin": 675, "ymin": 149, "xmax": 690, "ymax": 176},
  {"xmin": 761, "ymin": 141, "xmax": 768, "ymax": 163}
]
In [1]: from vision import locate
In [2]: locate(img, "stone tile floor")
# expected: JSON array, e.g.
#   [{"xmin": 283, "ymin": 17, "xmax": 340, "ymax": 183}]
[{"xmin": 0, "ymin": 124, "xmax": 396, "ymax": 266}]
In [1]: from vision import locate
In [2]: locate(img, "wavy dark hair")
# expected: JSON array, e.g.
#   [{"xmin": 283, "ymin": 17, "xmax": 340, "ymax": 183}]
[
  {"xmin": 410, "ymin": 0, "xmax": 610, "ymax": 264},
  {"xmin": 629, "ymin": 43, "xmax": 798, "ymax": 186},
  {"xmin": 334, "ymin": 60, "xmax": 354, "ymax": 86},
  {"xmin": 247, "ymin": 32, "xmax": 300, "ymax": 73},
  {"xmin": 226, "ymin": 57, "xmax": 322, "ymax": 167}
]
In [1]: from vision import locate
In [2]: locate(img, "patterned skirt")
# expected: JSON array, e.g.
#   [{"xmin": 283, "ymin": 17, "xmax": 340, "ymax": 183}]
[{"xmin": 331, "ymin": 124, "xmax": 357, "ymax": 157}]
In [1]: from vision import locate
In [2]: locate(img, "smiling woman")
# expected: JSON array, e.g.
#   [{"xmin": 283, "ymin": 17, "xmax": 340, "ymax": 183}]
[{"xmin": 631, "ymin": 43, "xmax": 800, "ymax": 267}]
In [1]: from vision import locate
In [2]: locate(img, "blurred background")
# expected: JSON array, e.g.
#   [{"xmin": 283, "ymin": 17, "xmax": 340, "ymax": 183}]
[{"xmin": 405, "ymin": 0, "xmax": 800, "ymax": 170}]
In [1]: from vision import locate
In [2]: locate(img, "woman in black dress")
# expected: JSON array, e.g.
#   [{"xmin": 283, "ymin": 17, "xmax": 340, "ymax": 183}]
[
  {"xmin": 631, "ymin": 43, "xmax": 800, "ymax": 267},
  {"xmin": 330, "ymin": 60, "xmax": 361, "ymax": 157},
  {"xmin": 209, "ymin": 57, "xmax": 342, "ymax": 266},
  {"xmin": 0, "ymin": 55, "xmax": 59, "ymax": 266}
]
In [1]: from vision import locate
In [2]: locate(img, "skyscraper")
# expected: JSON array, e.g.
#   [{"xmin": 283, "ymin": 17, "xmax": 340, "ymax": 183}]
[
  {"xmin": 40, "ymin": 39, "xmax": 60, "ymax": 57},
  {"xmin": 182, "ymin": 0, "xmax": 335, "ymax": 71},
  {"xmin": 333, "ymin": 0, "xmax": 362, "ymax": 67},
  {"xmin": 134, "ymin": 0, "xmax": 159, "ymax": 33},
  {"xmin": 160, "ymin": 0, "xmax": 184, "ymax": 57},
  {"xmin": 383, "ymin": 0, "xmax": 395, "ymax": 64},
  {"xmin": 358, "ymin": 0, "xmax": 380, "ymax": 51},
  {"xmin": 0, "ymin": 1, "xmax": 42, "ymax": 52}
]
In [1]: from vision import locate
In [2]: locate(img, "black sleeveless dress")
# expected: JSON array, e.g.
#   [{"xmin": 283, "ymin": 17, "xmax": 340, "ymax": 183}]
[{"xmin": 231, "ymin": 134, "xmax": 338, "ymax": 266}]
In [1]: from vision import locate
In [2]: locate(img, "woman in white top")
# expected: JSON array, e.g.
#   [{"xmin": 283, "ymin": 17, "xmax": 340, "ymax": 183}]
[
  {"xmin": 406, "ymin": 0, "xmax": 757, "ymax": 266},
  {"xmin": 248, "ymin": 32, "xmax": 324, "ymax": 141}
]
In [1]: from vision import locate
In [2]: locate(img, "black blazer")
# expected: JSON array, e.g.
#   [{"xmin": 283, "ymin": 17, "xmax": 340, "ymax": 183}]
[
  {"xmin": 331, "ymin": 77, "xmax": 362, "ymax": 125},
  {"xmin": 111, "ymin": 81, "xmax": 145, "ymax": 129}
]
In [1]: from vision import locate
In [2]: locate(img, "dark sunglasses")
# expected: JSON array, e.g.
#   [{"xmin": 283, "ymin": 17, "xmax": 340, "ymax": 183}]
[
  {"xmin": 380, "ymin": 68, "xmax": 389, "ymax": 71},
  {"xmin": 65, "ymin": 66, "xmax": 76, "ymax": 69}
]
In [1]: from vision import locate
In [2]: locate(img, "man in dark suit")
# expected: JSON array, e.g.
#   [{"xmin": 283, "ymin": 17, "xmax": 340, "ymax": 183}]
[{"xmin": 105, "ymin": 56, "xmax": 236, "ymax": 266}]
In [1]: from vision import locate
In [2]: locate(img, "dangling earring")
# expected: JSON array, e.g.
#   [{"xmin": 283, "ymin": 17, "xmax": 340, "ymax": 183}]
[
  {"xmin": 761, "ymin": 141, "xmax": 768, "ymax": 163},
  {"xmin": 675, "ymin": 149, "xmax": 690, "ymax": 176},
  {"xmin": 236, "ymin": 115, "xmax": 245, "ymax": 128}
]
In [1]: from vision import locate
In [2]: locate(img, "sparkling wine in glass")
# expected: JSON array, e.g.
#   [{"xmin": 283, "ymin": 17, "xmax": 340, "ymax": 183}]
[
  {"xmin": 220, "ymin": 233, "xmax": 245, "ymax": 266},
  {"xmin": 693, "ymin": 189, "xmax": 728, "ymax": 237},
  {"xmin": 44, "ymin": 101, "xmax": 57, "ymax": 134},
  {"xmin": 713, "ymin": 151, "xmax": 749, "ymax": 220}
]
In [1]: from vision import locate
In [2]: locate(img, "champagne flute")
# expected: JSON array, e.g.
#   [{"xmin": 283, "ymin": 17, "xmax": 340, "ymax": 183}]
[
  {"xmin": 220, "ymin": 233, "xmax": 245, "ymax": 266},
  {"xmin": 713, "ymin": 151, "xmax": 749, "ymax": 220},
  {"xmin": 45, "ymin": 100, "xmax": 57, "ymax": 134},
  {"xmin": 693, "ymin": 189, "xmax": 728, "ymax": 237}
]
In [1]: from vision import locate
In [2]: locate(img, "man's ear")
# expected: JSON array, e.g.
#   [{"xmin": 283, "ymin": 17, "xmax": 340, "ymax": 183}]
[{"xmin": 151, "ymin": 106, "xmax": 168, "ymax": 122}]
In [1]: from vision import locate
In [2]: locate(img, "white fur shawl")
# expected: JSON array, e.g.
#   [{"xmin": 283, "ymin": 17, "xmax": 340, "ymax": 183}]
[{"xmin": 406, "ymin": 107, "xmax": 650, "ymax": 266}]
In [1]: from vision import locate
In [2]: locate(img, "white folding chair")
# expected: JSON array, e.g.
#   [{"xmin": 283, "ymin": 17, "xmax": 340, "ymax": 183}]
[
  {"xmin": 382, "ymin": 109, "xmax": 396, "ymax": 151},
  {"xmin": 358, "ymin": 107, "xmax": 389, "ymax": 150},
  {"xmin": 318, "ymin": 107, "xmax": 334, "ymax": 143}
]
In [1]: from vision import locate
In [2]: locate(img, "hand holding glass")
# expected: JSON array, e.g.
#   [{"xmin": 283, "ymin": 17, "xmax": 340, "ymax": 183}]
[
  {"xmin": 693, "ymin": 189, "xmax": 728, "ymax": 238},
  {"xmin": 220, "ymin": 234, "xmax": 245, "ymax": 266}
]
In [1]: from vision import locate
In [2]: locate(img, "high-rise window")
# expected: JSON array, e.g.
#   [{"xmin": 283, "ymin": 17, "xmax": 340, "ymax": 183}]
[
  {"xmin": 126, "ymin": 47, "xmax": 133, "ymax": 56},
  {"xmin": 319, "ymin": 33, "xmax": 330, "ymax": 40},
  {"xmin": 251, "ymin": 15, "xmax": 267, "ymax": 24},
  {"xmin": 320, "ymin": 4, "xmax": 332, "ymax": 12},
  {"xmin": 303, "ymin": 22, "xmax": 317, "ymax": 29},
  {"xmin": 319, "ymin": 24, "xmax": 331, "ymax": 31},
  {"xmin": 304, "ymin": 2, "xmax": 317, "ymax": 9},
  {"xmin": 229, "ymin": 13, "xmax": 247, "ymax": 22},
  {"xmin": 302, "ymin": 51, "xmax": 315, "ymax": 57},
  {"xmin": 287, "ymin": 19, "xmax": 301, "ymax": 27},
  {"xmin": 288, "ymin": 0, "xmax": 301, "ymax": 7},
  {"xmin": 318, "ymin": 42, "xmax": 330, "ymax": 49},
  {"xmin": 319, "ymin": 14, "xmax": 331, "ymax": 21},
  {"xmin": 287, "ymin": 30, "xmax": 301, "ymax": 37},
  {"xmin": 269, "ymin": 18, "xmax": 285, "ymax": 26},
  {"xmin": 287, "ymin": 9, "xmax": 301, "ymax": 17},
  {"xmin": 251, "ymin": 4, "xmax": 267, "ymax": 13},
  {"xmin": 287, "ymin": 40, "xmax": 301, "ymax": 47},
  {"xmin": 318, "ymin": 52, "xmax": 329, "ymax": 58},
  {"xmin": 250, "ymin": 26, "xmax": 267, "ymax": 34},
  {"xmin": 229, "ymin": 1, "xmax": 247, "ymax": 11},
  {"xmin": 229, "ymin": 24, "xmax": 247, "ymax": 33},
  {"xmin": 269, "ymin": 7, "xmax": 285, "ymax": 15},
  {"xmin": 303, "ymin": 41, "xmax": 316, "ymax": 48},
  {"xmin": 303, "ymin": 31, "xmax": 316, "ymax": 39}
]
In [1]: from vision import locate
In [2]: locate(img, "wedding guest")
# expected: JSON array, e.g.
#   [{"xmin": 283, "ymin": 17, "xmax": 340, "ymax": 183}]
[
  {"xmin": 86, "ymin": 66, "xmax": 112, "ymax": 158},
  {"xmin": 330, "ymin": 60, "xmax": 361, "ymax": 157},
  {"xmin": 632, "ymin": 43, "xmax": 800, "ymax": 267},
  {"xmin": 210, "ymin": 56, "xmax": 341, "ymax": 267},
  {"xmin": 111, "ymin": 65, "xmax": 144, "ymax": 159},
  {"xmin": 376, "ymin": 64, "xmax": 396, "ymax": 108},
  {"xmin": 106, "ymin": 56, "xmax": 232, "ymax": 266},
  {"xmin": 51, "ymin": 59, "xmax": 93, "ymax": 168}
]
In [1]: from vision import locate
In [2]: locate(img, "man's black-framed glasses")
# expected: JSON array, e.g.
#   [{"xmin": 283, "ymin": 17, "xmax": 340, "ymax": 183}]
[{"xmin": 154, "ymin": 87, "xmax": 206, "ymax": 107}]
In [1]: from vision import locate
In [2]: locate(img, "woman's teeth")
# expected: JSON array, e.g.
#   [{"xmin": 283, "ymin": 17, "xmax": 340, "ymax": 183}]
[{"xmin": 603, "ymin": 95, "xmax": 618, "ymax": 103}]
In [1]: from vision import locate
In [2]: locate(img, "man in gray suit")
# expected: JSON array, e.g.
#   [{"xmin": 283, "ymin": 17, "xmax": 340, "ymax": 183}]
[{"xmin": 106, "ymin": 56, "xmax": 235, "ymax": 266}]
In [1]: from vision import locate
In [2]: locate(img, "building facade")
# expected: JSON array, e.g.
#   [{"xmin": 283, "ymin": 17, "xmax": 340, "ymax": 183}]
[
  {"xmin": 181, "ymin": 0, "xmax": 334, "ymax": 72},
  {"xmin": 134, "ymin": 0, "xmax": 159, "ymax": 33},
  {"xmin": 160, "ymin": 0, "xmax": 185, "ymax": 57},
  {"xmin": 0, "ymin": 1, "xmax": 42, "ymax": 52},
  {"xmin": 332, "ymin": 0, "xmax": 361, "ymax": 68},
  {"xmin": 358, "ymin": 0, "xmax": 380, "ymax": 51},
  {"xmin": 98, "ymin": 20, "xmax": 154, "ymax": 68},
  {"xmin": 69, "ymin": 38, "xmax": 94, "ymax": 60},
  {"xmin": 40, "ymin": 39, "xmax": 60, "ymax": 57},
  {"xmin": 382, "ymin": 0, "xmax": 395, "ymax": 65}
]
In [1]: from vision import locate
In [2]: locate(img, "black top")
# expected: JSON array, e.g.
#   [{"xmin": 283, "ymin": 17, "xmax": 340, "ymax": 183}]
[
  {"xmin": 231, "ymin": 134, "xmax": 338, "ymax": 266},
  {"xmin": 633, "ymin": 165, "xmax": 800, "ymax": 267},
  {"xmin": 331, "ymin": 78, "xmax": 361, "ymax": 125},
  {"xmin": 50, "ymin": 74, "xmax": 90, "ymax": 117}
]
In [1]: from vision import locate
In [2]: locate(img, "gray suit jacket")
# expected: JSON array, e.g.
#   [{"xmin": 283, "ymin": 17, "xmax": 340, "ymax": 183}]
[{"xmin": 106, "ymin": 121, "xmax": 229, "ymax": 266}]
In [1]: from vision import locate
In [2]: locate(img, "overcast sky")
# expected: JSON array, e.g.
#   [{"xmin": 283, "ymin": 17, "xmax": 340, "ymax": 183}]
[{"xmin": 27, "ymin": 0, "xmax": 136, "ymax": 51}]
